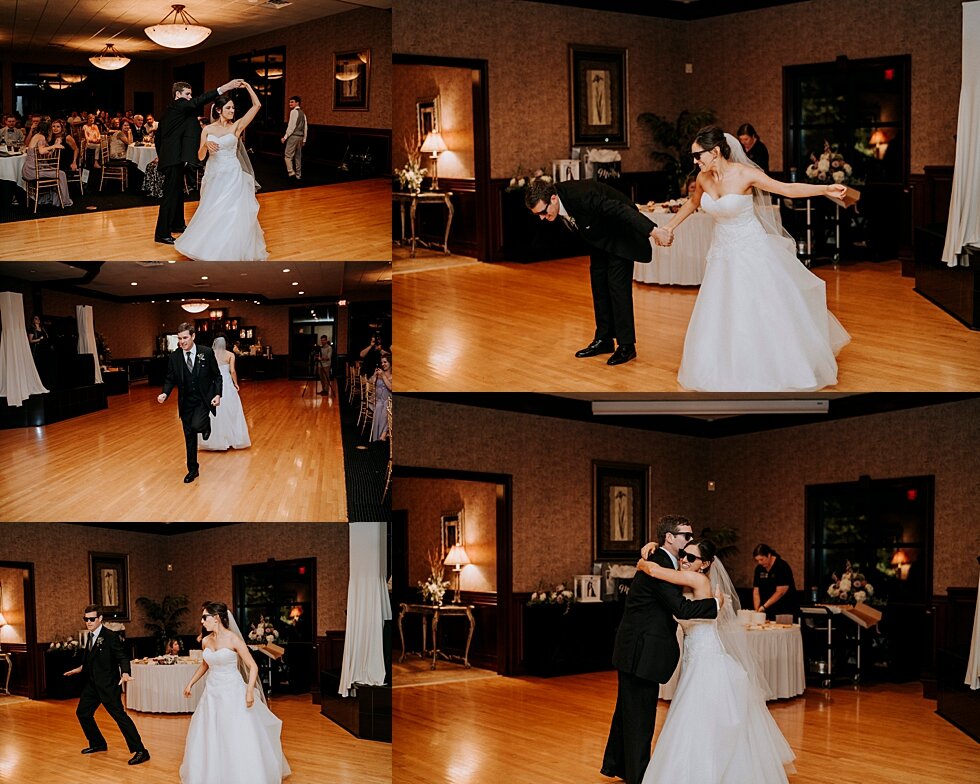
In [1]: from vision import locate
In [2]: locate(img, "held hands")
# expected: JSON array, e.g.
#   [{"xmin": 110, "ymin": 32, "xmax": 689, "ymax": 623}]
[
  {"xmin": 651, "ymin": 227, "xmax": 674, "ymax": 247},
  {"xmin": 826, "ymin": 183, "xmax": 847, "ymax": 200}
]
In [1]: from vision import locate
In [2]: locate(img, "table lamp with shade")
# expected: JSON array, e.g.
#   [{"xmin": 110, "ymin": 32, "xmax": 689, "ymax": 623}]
[
  {"xmin": 420, "ymin": 131, "xmax": 448, "ymax": 191},
  {"xmin": 444, "ymin": 544, "xmax": 471, "ymax": 604}
]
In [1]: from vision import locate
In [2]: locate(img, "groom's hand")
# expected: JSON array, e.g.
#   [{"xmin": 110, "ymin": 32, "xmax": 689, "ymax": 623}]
[
  {"xmin": 651, "ymin": 227, "xmax": 673, "ymax": 247},
  {"xmin": 64, "ymin": 666, "xmax": 82, "ymax": 677},
  {"xmin": 211, "ymin": 395, "xmax": 221, "ymax": 407},
  {"xmin": 157, "ymin": 393, "xmax": 167, "ymax": 404},
  {"xmin": 119, "ymin": 673, "xmax": 132, "ymax": 686}
]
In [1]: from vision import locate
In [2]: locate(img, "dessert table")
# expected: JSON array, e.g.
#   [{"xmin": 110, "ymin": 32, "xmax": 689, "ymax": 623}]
[
  {"xmin": 126, "ymin": 143, "xmax": 157, "ymax": 173},
  {"xmin": 125, "ymin": 658, "xmax": 205, "ymax": 713}
]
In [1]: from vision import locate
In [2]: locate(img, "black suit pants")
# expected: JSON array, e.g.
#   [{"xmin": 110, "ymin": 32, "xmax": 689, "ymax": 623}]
[
  {"xmin": 589, "ymin": 251, "xmax": 636, "ymax": 345},
  {"xmin": 155, "ymin": 162, "xmax": 186, "ymax": 238},
  {"xmin": 76, "ymin": 679, "xmax": 144, "ymax": 752},
  {"xmin": 602, "ymin": 668, "xmax": 661, "ymax": 784}
]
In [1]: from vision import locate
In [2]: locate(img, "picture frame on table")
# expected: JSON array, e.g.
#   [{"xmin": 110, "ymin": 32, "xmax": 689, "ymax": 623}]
[
  {"xmin": 333, "ymin": 49, "xmax": 371, "ymax": 111},
  {"xmin": 569, "ymin": 44, "xmax": 629, "ymax": 147},
  {"xmin": 574, "ymin": 574, "xmax": 603, "ymax": 603},
  {"xmin": 593, "ymin": 461, "xmax": 648, "ymax": 562},
  {"xmin": 88, "ymin": 552, "xmax": 130, "ymax": 622}
]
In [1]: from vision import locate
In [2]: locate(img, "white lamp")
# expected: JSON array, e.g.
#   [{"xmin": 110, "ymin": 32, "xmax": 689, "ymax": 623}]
[
  {"xmin": 420, "ymin": 131, "xmax": 448, "ymax": 191},
  {"xmin": 443, "ymin": 544, "xmax": 471, "ymax": 604},
  {"xmin": 145, "ymin": 5, "xmax": 212, "ymax": 49},
  {"xmin": 180, "ymin": 301, "xmax": 210, "ymax": 314},
  {"xmin": 89, "ymin": 44, "xmax": 131, "ymax": 71}
]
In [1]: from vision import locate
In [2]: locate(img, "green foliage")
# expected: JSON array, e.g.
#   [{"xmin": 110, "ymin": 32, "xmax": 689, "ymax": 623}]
[
  {"xmin": 637, "ymin": 108, "xmax": 716, "ymax": 197},
  {"xmin": 700, "ymin": 525, "xmax": 739, "ymax": 562},
  {"xmin": 135, "ymin": 594, "xmax": 190, "ymax": 653}
]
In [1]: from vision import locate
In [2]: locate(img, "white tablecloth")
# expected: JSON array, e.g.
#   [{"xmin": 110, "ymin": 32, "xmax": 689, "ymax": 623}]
[
  {"xmin": 660, "ymin": 624, "xmax": 805, "ymax": 701},
  {"xmin": 126, "ymin": 144, "xmax": 157, "ymax": 173},
  {"xmin": 634, "ymin": 208, "xmax": 713, "ymax": 286},
  {"xmin": 0, "ymin": 153, "xmax": 27, "ymax": 189},
  {"xmin": 126, "ymin": 659, "xmax": 204, "ymax": 713}
]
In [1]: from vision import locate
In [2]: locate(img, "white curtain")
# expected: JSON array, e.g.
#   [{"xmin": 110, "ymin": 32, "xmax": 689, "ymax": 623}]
[
  {"xmin": 966, "ymin": 567, "xmax": 980, "ymax": 690},
  {"xmin": 75, "ymin": 305, "xmax": 103, "ymax": 384},
  {"xmin": 340, "ymin": 522, "xmax": 391, "ymax": 697},
  {"xmin": 0, "ymin": 291, "xmax": 48, "ymax": 407},
  {"xmin": 942, "ymin": 0, "xmax": 980, "ymax": 266}
]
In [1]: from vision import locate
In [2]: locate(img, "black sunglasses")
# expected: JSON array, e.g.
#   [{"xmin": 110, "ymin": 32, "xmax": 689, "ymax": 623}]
[
  {"xmin": 531, "ymin": 203, "xmax": 550, "ymax": 217},
  {"xmin": 679, "ymin": 550, "xmax": 702, "ymax": 563},
  {"xmin": 691, "ymin": 149, "xmax": 712, "ymax": 162},
  {"xmin": 201, "ymin": 615, "xmax": 211, "ymax": 622},
  {"xmin": 83, "ymin": 615, "xmax": 99, "ymax": 622},
  {"xmin": 671, "ymin": 530, "xmax": 694, "ymax": 541}
]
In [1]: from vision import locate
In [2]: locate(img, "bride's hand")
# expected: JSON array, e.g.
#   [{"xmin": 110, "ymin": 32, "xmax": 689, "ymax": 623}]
[
  {"xmin": 636, "ymin": 558, "xmax": 658, "ymax": 577},
  {"xmin": 640, "ymin": 541, "xmax": 659, "ymax": 560},
  {"xmin": 826, "ymin": 183, "xmax": 847, "ymax": 200},
  {"xmin": 183, "ymin": 684, "xmax": 192, "ymax": 698},
  {"xmin": 245, "ymin": 689, "xmax": 254, "ymax": 708},
  {"xmin": 714, "ymin": 588, "xmax": 726, "ymax": 609},
  {"xmin": 206, "ymin": 140, "xmax": 220, "ymax": 153}
]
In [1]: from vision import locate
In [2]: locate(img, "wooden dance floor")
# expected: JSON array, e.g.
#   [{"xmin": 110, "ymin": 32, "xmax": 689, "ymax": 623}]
[
  {"xmin": 392, "ymin": 671, "xmax": 980, "ymax": 784},
  {"xmin": 393, "ymin": 256, "xmax": 980, "ymax": 392},
  {"xmin": 0, "ymin": 379, "xmax": 346, "ymax": 522},
  {"xmin": 0, "ymin": 694, "xmax": 390, "ymax": 784},
  {"xmin": 0, "ymin": 179, "xmax": 390, "ymax": 261}
]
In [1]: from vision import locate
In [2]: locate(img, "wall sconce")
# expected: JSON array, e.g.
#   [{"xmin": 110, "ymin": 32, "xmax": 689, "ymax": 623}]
[
  {"xmin": 420, "ymin": 131, "xmax": 448, "ymax": 191},
  {"xmin": 443, "ymin": 544, "xmax": 471, "ymax": 604}
]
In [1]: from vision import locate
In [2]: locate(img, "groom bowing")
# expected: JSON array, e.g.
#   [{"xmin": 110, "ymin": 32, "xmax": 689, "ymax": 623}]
[
  {"xmin": 154, "ymin": 78, "xmax": 242, "ymax": 245},
  {"xmin": 157, "ymin": 322, "xmax": 222, "ymax": 483},
  {"xmin": 64, "ymin": 605, "xmax": 149, "ymax": 765}
]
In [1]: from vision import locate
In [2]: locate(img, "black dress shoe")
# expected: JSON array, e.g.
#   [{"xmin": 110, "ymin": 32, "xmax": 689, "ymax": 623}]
[
  {"xmin": 575, "ymin": 339, "xmax": 615, "ymax": 358},
  {"xmin": 183, "ymin": 469, "xmax": 199, "ymax": 483},
  {"xmin": 154, "ymin": 236, "xmax": 175, "ymax": 245},
  {"xmin": 202, "ymin": 429, "xmax": 211, "ymax": 441},
  {"xmin": 128, "ymin": 750, "xmax": 151, "ymax": 765},
  {"xmin": 599, "ymin": 768, "xmax": 625, "ymax": 780},
  {"xmin": 607, "ymin": 344, "xmax": 637, "ymax": 366},
  {"xmin": 81, "ymin": 746, "xmax": 108, "ymax": 754}
]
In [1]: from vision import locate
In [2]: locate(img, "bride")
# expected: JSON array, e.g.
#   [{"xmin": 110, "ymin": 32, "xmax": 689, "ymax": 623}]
[
  {"xmin": 199, "ymin": 337, "xmax": 250, "ymax": 451},
  {"xmin": 179, "ymin": 602, "xmax": 291, "ymax": 783},
  {"xmin": 636, "ymin": 540, "xmax": 795, "ymax": 783},
  {"xmin": 661, "ymin": 126, "xmax": 850, "ymax": 391},
  {"xmin": 175, "ymin": 82, "xmax": 269, "ymax": 261}
]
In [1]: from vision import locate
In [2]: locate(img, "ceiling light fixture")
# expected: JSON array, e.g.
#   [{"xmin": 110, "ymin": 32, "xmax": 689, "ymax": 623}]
[
  {"xmin": 89, "ymin": 43, "xmax": 131, "ymax": 71},
  {"xmin": 591, "ymin": 399, "xmax": 831, "ymax": 417},
  {"xmin": 145, "ymin": 5, "xmax": 212, "ymax": 49},
  {"xmin": 180, "ymin": 301, "xmax": 210, "ymax": 313}
]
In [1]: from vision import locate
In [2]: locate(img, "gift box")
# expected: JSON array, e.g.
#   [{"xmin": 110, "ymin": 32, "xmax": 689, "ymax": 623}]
[
  {"xmin": 255, "ymin": 642, "xmax": 285, "ymax": 659},
  {"xmin": 841, "ymin": 602, "xmax": 882, "ymax": 629}
]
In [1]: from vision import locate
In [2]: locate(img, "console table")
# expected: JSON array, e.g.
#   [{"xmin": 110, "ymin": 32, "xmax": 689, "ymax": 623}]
[
  {"xmin": 393, "ymin": 191, "xmax": 453, "ymax": 257},
  {"xmin": 0, "ymin": 652, "xmax": 12, "ymax": 695},
  {"xmin": 397, "ymin": 602, "xmax": 475, "ymax": 669}
]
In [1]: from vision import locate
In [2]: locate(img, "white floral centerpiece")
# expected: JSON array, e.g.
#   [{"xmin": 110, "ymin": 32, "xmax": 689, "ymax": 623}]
[
  {"xmin": 418, "ymin": 549, "xmax": 450, "ymax": 606},
  {"xmin": 394, "ymin": 132, "xmax": 427, "ymax": 193},
  {"xmin": 527, "ymin": 582, "xmax": 576, "ymax": 615},
  {"xmin": 248, "ymin": 617, "xmax": 281, "ymax": 645},
  {"xmin": 505, "ymin": 165, "xmax": 553, "ymax": 192},
  {"xmin": 48, "ymin": 637, "xmax": 81, "ymax": 651},
  {"xmin": 828, "ymin": 561, "xmax": 875, "ymax": 604},
  {"xmin": 805, "ymin": 141, "xmax": 863, "ymax": 187}
]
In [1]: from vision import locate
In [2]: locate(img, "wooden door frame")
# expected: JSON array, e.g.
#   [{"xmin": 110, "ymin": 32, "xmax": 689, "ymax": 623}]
[{"xmin": 0, "ymin": 560, "xmax": 38, "ymax": 699}]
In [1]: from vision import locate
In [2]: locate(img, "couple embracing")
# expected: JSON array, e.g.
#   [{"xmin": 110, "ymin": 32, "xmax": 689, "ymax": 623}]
[{"xmin": 602, "ymin": 515, "xmax": 795, "ymax": 784}]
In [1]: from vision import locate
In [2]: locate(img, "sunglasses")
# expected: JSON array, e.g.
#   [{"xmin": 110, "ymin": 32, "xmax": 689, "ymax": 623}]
[
  {"xmin": 671, "ymin": 530, "xmax": 694, "ymax": 541},
  {"xmin": 531, "ymin": 202, "xmax": 551, "ymax": 217},
  {"xmin": 83, "ymin": 615, "xmax": 99, "ymax": 622},
  {"xmin": 201, "ymin": 615, "xmax": 212, "ymax": 622},
  {"xmin": 691, "ymin": 149, "xmax": 712, "ymax": 162},
  {"xmin": 679, "ymin": 550, "xmax": 702, "ymax": 563}
]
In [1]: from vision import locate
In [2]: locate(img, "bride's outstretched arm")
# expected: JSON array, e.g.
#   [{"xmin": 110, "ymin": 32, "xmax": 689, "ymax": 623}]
[
  {"xmin": 234, "ymin": 82, "xmax": 262, "ymax": 137},
  {"xmin": 661, "ymin": 175, "xmax": 705, "ymax": 236},
  {"xmin": 183, "ymin": 659, "xmax": 209, "ymax": 696},
  {"xmin": 746, "ymin": 168, "xmax": 847, "ymax": 201}
]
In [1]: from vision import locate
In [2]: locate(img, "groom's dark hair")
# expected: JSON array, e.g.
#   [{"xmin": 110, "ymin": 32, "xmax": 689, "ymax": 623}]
[
  {"xmin": 290, "ymin": 95, "xmax": 301, "ymax": 103},
  {"xmin": 173, "ymin": 81, "xmax": 192, "ymax": 97},
  {"xmin": 525, "ymin": 178, "xmax": 557, "ymax": 210},
  {"xmin": 177, "ymin": 321, "xmax": 195, "ymax": 335},
  {"xmin": 657, "ymin": 514, "xmax": 693, "ymax": 544},
  {"xmin": 84, "ymin": 604, "xmax": 102, "ymax": 617}
]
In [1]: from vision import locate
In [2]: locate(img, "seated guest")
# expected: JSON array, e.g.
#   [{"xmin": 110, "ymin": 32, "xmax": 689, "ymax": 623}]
[
  {"xmin": 164, "ymin": 639, "xmax": 182, "ymax": 656},
  {"xmin": 68, "ymin": 110, "xmax": 83, "ymax": 129},
  {"xmin": 109, "ymin": 121, "xmax": 133, "ymax": 160},
  {"xmin": 83, "ymin": 114, "xmax": 102, "ymax": 169},
  {"xmin": 131, "ymin": 115, "xmax": 147, "ymax": 143},
  {"xmin": 736, "ymin": 123, "xmax": 770, "ymax": 174},
  {"xmin": 1, "ymin": 114, "xmax": 25, "ymax": 148},
  {"xmin": 752, "ymin": 543, "xmax": 799, "ymax": 620},
  {"xmin": 23, "ymin": 114, "xmax": 42, "ymax": 147},
  {"xmin": 49, "ymin": 119, "xmax": 80, "ymax": 177},
  {"xmin": 144, "ymin": 114, "xmax": 158, "ymax": 133},
  {"xmin": 22, "ymin": 118, "xmax": 73, "ymax": 208}
]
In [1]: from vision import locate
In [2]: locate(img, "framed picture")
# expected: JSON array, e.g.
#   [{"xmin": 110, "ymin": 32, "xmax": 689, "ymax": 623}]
[
  {"xmin": 574, "ymin": 574, "xmax": 603, "ymax": 603},
  {"xmin": 333, "ymin": 48, "xmax": 370, "ymax": 111},
  {"xmin": 416, "ymin": 96, "xmax": 440, "ymax": 143},
  {"xmin": 440, "ymin": 510, "xmax": 463, "ymax": 560},
  {"xmin": 569, "ymin": 44, "xmax": 629, "ymax": 147},
  {"xmin": 593, "ymin": 461, "xmax": 648, "ymax": 562},
  {"xmin": 89, "ymin": 552, "xmax": 130, "ymax": 621}
]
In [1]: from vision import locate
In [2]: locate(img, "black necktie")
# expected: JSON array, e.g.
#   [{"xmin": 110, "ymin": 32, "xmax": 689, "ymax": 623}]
[
  {"xmin": 88, "ymin": 633, "xmax": 96, "ymax": 654},
  {"xmin": 562, "ymin": 214, "xmax": 578, "ymax": 232},
  {"xmin": 186, "ymin": 351, "xmax": 193, "ymax": 373}
]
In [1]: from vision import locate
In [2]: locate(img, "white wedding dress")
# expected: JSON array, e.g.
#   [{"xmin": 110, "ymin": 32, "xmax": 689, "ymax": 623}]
[
  {"xmin": 642, "ymin": 617, "xmax": 794, "ymax": 784},
  {"xmin": 175, "ymin": 133, "xmax": 268, "ymax": 261},
  {"xmin": 199, "ymin": 362, "xmax": 251, "ymax": 451},
  {"xmin": 178, "ymin": 647, "xmax": 291, "ymax": 784},
  {"xmin": 677, "ymin": 192, "xmax": 849, "ymax": 391}
]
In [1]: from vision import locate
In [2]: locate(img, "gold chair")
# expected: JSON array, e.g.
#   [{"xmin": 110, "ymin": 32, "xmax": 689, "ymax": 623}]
[
  {"xmin": 347, "ymin": 362, "xmax": 362, "ymax": 404},
  {"xmin": 360, "ymin": 377, "xmax": 376, "ymax": 435},
  {"xmin": 383, "ymin": 398, "xmax": 393, "ymax": 501},
  {"xmin": 99, "ymin": 137, "xmax": 128, "ymax": 191},
  {"xmin": 25, "ymin": 148, "xmax": 64, "ymax": 213}
]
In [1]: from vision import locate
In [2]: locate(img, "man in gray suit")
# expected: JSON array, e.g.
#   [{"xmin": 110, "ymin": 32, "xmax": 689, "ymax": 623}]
[{"xmin": 281, "ymin": 95, "xmax": 307, "ymax": 181}]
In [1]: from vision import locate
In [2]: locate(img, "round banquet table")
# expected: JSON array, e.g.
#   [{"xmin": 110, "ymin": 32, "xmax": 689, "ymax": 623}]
[
  {"xmin": 659, "ymin": 623, "xmax": 805, "ymax": 701},
  {"xmin": 634, "ymin": 207, "xmax": 713, "ymax": 286},
  {"xmin": 0, "ymin": 152, "xmax": 27, "ymax": 190},
  {"xmin": 125, "ymin": 144, "xmax": 157, "ymax": 173},
  {"xmin": 125, "ymin": 658, "xmax": 205, "ymax": 713}
]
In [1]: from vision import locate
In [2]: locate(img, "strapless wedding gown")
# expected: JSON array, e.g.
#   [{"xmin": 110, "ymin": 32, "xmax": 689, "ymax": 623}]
[
  {"xmin": 642, "ymin": 619, "xmax": 794, "ymax": 783},
  {"xmin": 199, "ymin": 363, "xmax": 251, "ymax": 451},
  {"xmin": 677, "ymin": 193, "xmax": 849, "ymax": 391},
  {"xmin": 174, "ymin": 133, "xmax": 268, "ymax": 261},
  {"xmin": 178, "ymin": 647, "xmax": 291, "ymax": 784}
]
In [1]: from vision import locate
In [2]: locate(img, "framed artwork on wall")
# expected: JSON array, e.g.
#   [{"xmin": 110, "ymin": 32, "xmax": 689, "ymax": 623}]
[
  {"xmin": 569, "ymin": 44, "xmax": 629, "ymax": 148},
  {"xmin": 593, "ymin": 461, "xmax": 648, "ymax": 562},
  {"xmin": 333, "ymin": 48, "xmax": 370, "ymax": 111},
  {"xmin": 89, "ymin": 552, "xmax": 130, "ymax": 622}
]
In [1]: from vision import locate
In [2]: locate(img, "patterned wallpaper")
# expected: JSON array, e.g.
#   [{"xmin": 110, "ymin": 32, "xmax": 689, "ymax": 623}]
[
  {"xmin": 394, "ymin": 0, "xmax": 962, "ymax": 176},
  {"xmin": 394, "ymin": 477, "xmax": 498, "ymax": 594},
  {"xmin": 0, "ymin": 522, "xmax": 350, "ymax": 642},
  {"xmin": 395, "ymin": 396, "xmax": 979, "ymax": 596}
]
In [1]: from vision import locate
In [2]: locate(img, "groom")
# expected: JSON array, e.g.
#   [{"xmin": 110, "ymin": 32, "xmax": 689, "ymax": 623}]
[
  {"xmin": 157, "ymin": 322, "xmax": 222, "ymax": 483},
  {"xmin": 154, "ymin": 78, "xmax": 243, "ymax": 244},
  {"xmin": 601, "ymin": 515, "xmax": 718, "ymax": 784},
  {"xmin": 525, "ymin": 178, "xmax": 673, "ymax": 366},
  {"xmin": 64, "ymin": 605, "xmax": 149, "ymax": 765}
]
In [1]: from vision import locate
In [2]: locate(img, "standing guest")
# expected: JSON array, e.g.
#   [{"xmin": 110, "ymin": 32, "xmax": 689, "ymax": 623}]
[
  {"xmin": 83, "ymin": 114, "xmax": 103, "ymax": 169},
  {"xmin": 28, "ymin": 315, "xmax": 49, "ymax": 354},
  {"xmin": 359, "ymin": 334, "xmax": 384, "ymax": 378},
  {"xmin": 281, "ymin": 95, "xmax": 307, "ymax": 181},
  {"xmin": 232, "ymin": 339, "xmax": 244, "ymax": 356},
  {"xmin": 63, "ymin": 605, "xmax": 150, "ymax": 765},
  {"xmin": 165, "ymin": 639, "xmax": 182, "ymax": 656},
  {"xmin": 145, "ymin": 114, "xmax": 158, "ymax": 133},
  {"xmin": 1, "ymin": 115, "xmax": 25, "ymax": 148},
  {"xmin": 736, "ymin": 123, "xmax": 770, "ymax": 174},
  {"xmin": 370, "ymin": 354, "xmax": 392, "ymax": 441},
  {"xmin": 317, "ymin": 335, "xmax": 333, "ymax": 396},
  {"xmin": 752, "ymin": 543, "xmax": 799, "ymax": 620},
  {"xmin": 68, "ymin": 111, "xmax": 84, "ymax": 130}
]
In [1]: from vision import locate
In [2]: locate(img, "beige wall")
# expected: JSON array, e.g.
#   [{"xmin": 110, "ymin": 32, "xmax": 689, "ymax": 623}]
[
  {"xmin": 395, "ymin": 477, "xmax": 498, "ymax": 594},
  {"xmin": 395, "ymin": 396, "xmax": 979, "ymax": 595},
  {"xmin": 0, "ymin": 523, "xmax": 350, "ymax": 642},
  {"xmin": 394, "ymin": 0, "xmax": 962, "ymax": 176},
  {"xmin": 40, "ymin": 290, "xmax": 163, "ymax": 358},
  {"xmin": 0, "ymin": 566, "xmax": 28, "ymax": 645}
]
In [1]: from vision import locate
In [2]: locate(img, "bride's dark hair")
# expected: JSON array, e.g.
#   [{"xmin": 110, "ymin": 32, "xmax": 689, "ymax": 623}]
[
  {"xmin": 693, "ymin": 125, "xmax": 732, "ymax": 159},
  {"xmin": 203, "ymin": 601, "xmax": 230, "ymax": 628},
  {"xmin": 210, "ymin": 96, "xmax": 236, "ymax": 123},
  {"xmin": 688, "ymin": 538, "xmax": 717, "ymax": 572}
]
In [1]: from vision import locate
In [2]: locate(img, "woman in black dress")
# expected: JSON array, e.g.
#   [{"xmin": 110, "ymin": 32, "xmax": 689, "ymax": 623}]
[{"xmin": 736, "ymin": 123, "xmax": 770, "ymax": 174}]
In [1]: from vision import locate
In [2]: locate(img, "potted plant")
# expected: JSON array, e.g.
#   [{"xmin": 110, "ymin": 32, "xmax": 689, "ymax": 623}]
[
  {"xmin": 135, "ymin": 594, "xmax": 190, "ymax": 654},
  {"xmin": 637, "ymin": 108, "xmax": 716, "ymax": 197}
]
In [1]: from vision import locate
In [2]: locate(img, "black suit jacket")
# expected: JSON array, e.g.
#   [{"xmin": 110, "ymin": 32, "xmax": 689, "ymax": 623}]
[
  {"xmin": 611, "ymin": 548, "xmax": 718, "ymax": 682},
  {"xmin": 82, "ymin": 627, "xmax": 131, "ymax": 694},
  {"xmin": 556, "ymin": 179, "xmax": 657, "ymax": 263},
  {"xmin": 162, "ymin": 345, "xmax": 222, "ymax": 426},
  {"xmin": 156, "ymin": 89, "xmax": 219, "ymax": 168}
]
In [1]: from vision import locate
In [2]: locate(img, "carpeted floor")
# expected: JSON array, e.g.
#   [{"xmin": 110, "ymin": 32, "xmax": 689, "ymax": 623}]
[
  {"xmin": 393, "ymin": 658, "xmax": 498, "ymax": 688},
  {"xmin": 0, "ymin": 153, "xmax": 374, "ymax": 224},
  {"xmin": 338, "ymin": 379, "xmax": 390, "ymax": 523}
]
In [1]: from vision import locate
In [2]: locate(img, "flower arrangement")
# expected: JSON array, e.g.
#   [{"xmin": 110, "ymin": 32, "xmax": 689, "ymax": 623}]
[
  {"xmin": 418, "ymin": 549, "xmax": 450, "ymax": 605},
  {"xmin": 805, "ymin": 141, "xmax": 863, "ymax": 187},
  {"xmin": 505, "ymin": 165, "xmax": 552, "ymax": 192},
  {"xmin": 48, "ymin": 637, "xmax": 81, "ymax": 651},
  {"xmin": 248, "ymin": 617, "xmax": 281, "ymax": 645},
  {"xmin": 827, "ymin": 561, "xmax": 875, "ymax": 604},
  {"xmin": 527, "ymin": 582, "xmax": 576, "ymax": 614},
  {"xmin": 394, "ymin": 132, "xmax": 427, "ymax": 193}
]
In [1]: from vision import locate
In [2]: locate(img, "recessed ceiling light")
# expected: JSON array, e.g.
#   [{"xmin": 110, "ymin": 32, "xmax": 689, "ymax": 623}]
[
  {"xmin": 168, "ymin": 260, "xmax": 176, "ymax": 264},
  {"xmin": 130, "ymin": 282, "xmax": 138, "ymax": 286},
  {"xmin": 298, "ymin": 290, "xmax": 304, "ymax": 294},
  {"xmin": 282, "ymin": 268, "xmax": 290, "ymax": 273},
  {"xmin": 292, "ymin": 282, "xmax": 298, "ymax": 286},
  {"xmin": 201, "ymin": 276, "xmax": 208, "ymax": 280}
]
